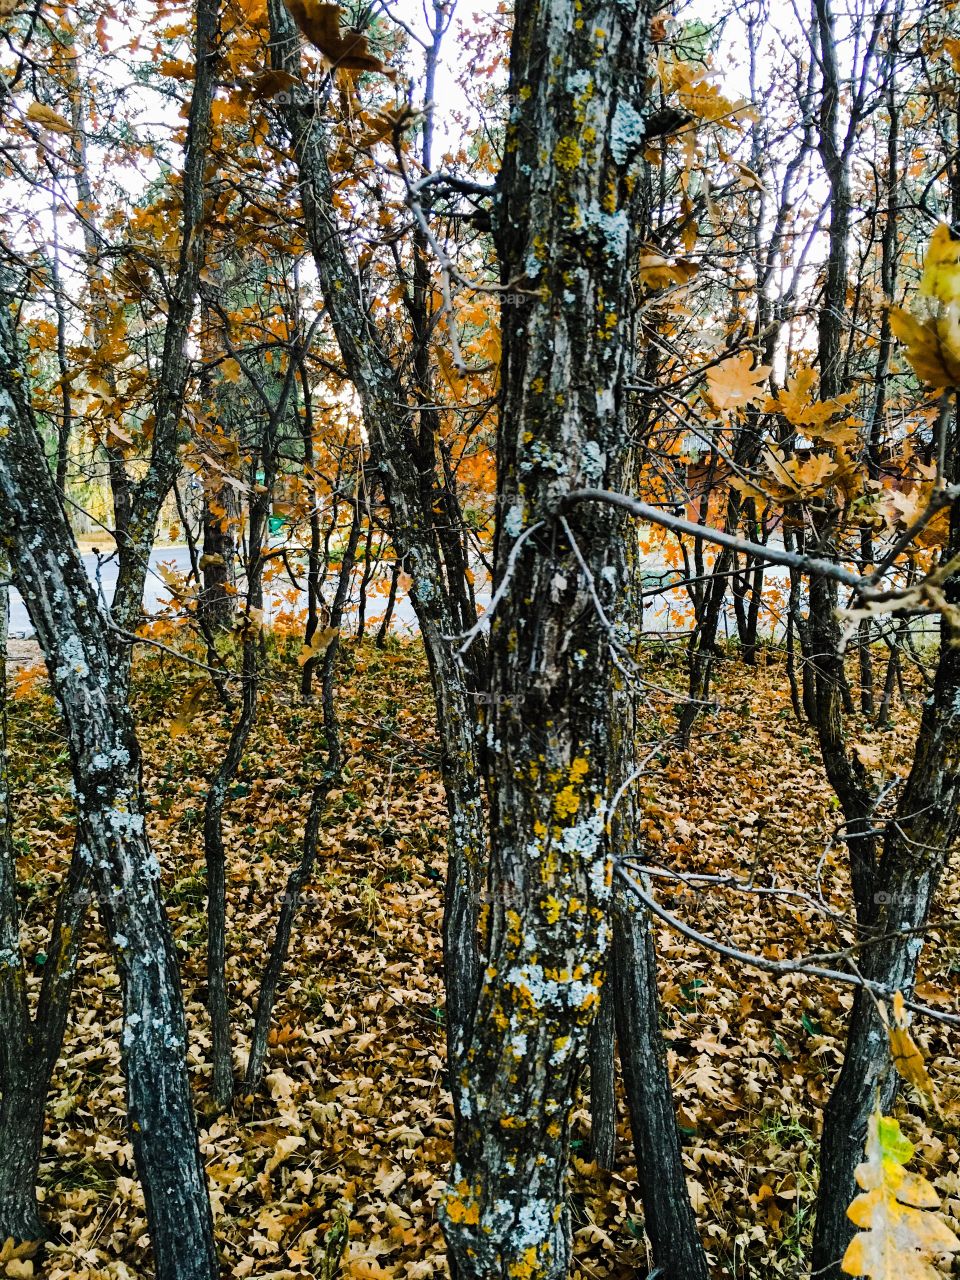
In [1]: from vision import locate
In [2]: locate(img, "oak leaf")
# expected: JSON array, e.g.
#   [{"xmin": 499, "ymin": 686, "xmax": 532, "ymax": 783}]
[
  {"xmin": 26, "ymin": 102, "xmax": 72, "ymax": 134},
  {"xmin": 886, "ymin": 991, "xmax": 937, "ymax": 1105},
  {"xmin": 704, "ymin": 352, "xmax": 771, "ymax": 412},
  {"xmin": 298, "ymin": 625, "xmax": 339, "ymax": 666},
  {"xmin": 169, "ymin": 683, "xmax": 207, "ymax": 740},
  {"xmin": 283, "ymin": 0, "xmax": 397, "ymax": 79},
  {"xmin": 842, "ymin": 1112, "xmax": 959, "ymax": 1278},
  {"xmin": 638, "ymin": 250, "xmax": 697, "ymax": 291},
  {"xmin": 919, "ymin": 224, "xmax": 960, "ymax": 306},
  {"xmin": 889, "ymin": 305, "xmax": 960, "ymax": 388}
]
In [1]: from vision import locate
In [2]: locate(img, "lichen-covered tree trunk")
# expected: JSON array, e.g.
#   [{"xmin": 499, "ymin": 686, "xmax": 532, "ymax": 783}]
[
  {"xmin": 811, "ymin": 592, "xmax": 960, "ymax": 1275},
  {"xmin": 266, "ymin": 0, "xmax": 486, "ymax": 1091},
  {"xmin": 438, "ymin": 4, "xmax": 653, "ymax": 1276},
  {"xmin": 0, "ymin": 558, "xmax": 43, "ymax": 1244},
  {"xmin": 0, "ymin": 281, "xmax": 217, "ymax": 1280}
]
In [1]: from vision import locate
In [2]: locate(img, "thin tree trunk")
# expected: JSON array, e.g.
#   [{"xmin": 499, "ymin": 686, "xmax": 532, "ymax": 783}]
[
  {"xmin": 587, "ymin": 979, "xmax": 616, "ymax": 1170},
  {"xmin": 266, "ymin": 0, "xmax": 487, "ymax": 1114},
  {"xmin": 355, "ymin": 517, "xmax": 376, "ymax": 641},
  {"xmin": 376, "ymin": 558, "xmax": 401, "ymax": 648},
  {"xmin": 0, "ymin": 289, "xmax": 218, "ymax": 1278},
  {"xmin": 247, "ymin": 462, "xmax": 361, "ymax": 1087},
  {"xmin": 812, "ymin": 605, "xmax": 960, "ymax": 1274},
  {"xmin": 613, "ymin": 887, "xmax": 709, "ymax": 1280},
  {"xmin": 200, "ymin": 484, "xmax": 237, "ymax": 631},
  {"xmin": 203, "ymin": 631, "xmax": 257, "ymax": 1113},
  {"xmin": 299, "ymin": 355, "xmax": 325, "ymax": 700}
]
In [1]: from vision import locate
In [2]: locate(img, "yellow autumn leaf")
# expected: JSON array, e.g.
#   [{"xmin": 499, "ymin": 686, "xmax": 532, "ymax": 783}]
[
  {"xmin": 919, "ymin": 223, "xmax": 960, "ymax": 306},
  {"xmin": 637, "ymin": 250, "xmax": 697, "ymax": 291},
  {"xmin": 760, "ymin": 444, "xmax": 837, "ymax": 498},
  {"xmin": 169, "ymin": 682, "xmax": 207, "ymax": 739},
  {"xmin": 888, "ymin": 305, "xmax": 960, "ymax": 389},
  {"xmin": 297, "ymin": 625, "xmax": 339, "ymax": 666},
  {"xmin": 728, "ymin": 474, "xmax": 770, "ymax": 502},
  {"xmin": 704, "ymin": 351, "xmax": 771, "ymax": 412},
  {"xmin": 732, "ymin": 160, "xmax": 763, "ymax": 191},
  {"xmin": 263, "ymin": 1134, "xmax": 305, "ymax": 1177},
  {"xmin": 26, "ymin": 102, "xmax": 73, "ymax": 135},
  {"xmin": 842, "ymin": 1112, "xmax": 960, "ymax": 1279},
  {"xmin": 852, "ymin": 740, "xmax": 882, "ymax": 770},
  {"xmin": 766, "ymin": 369, "xmax": 860, "ymax": 432},
  {"xmin": 887, "ymin": 991, "xmax": 937, "ymax": 1104}
]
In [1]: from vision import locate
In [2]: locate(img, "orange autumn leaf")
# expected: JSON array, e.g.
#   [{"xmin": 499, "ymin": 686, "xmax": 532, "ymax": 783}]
[
  {"xmin": 886, "ymin": 991, "xmax": 937, "ymax": 1105},
  {"xmin": 704, "ymin": 352, "xmax": 771, "ymax": 412},
  {"xmin": 283, "ymin": 0, "xmax": 397, "ymax": 79}
]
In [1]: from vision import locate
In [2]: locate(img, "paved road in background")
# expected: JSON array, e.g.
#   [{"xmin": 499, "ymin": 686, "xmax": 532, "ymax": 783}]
[
  {"xmin": 8, "ymin": 543, "xmax": 783, "ymax": 641},
  {"xmin": 8, "ymin": 545, "xmax": 423, "ymax": 638}
]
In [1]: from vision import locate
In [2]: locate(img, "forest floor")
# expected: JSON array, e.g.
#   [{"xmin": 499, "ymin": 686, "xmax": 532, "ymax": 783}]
[{"xmin": 4, "ymin": 637, "xmax": 959, "ymax": 1280}]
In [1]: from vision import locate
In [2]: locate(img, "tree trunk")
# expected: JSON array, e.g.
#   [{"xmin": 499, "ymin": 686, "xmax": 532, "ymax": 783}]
[
  {"xmin": 0, "ymin": 564, "xmax": 43, "ymax": 1245},
  {"xmin": 203, "ymin": 633, "xmax": 257, "ymax": 1113},
  {"xmin": 265, "ymin": 0, "xmax": 487, "ymax": 1105},
  {"xmin": 811, "ymin": 642, "xmax": 960, "ymax": 1276},
  {"xmin": 376, "ymin": 559, "xmax": 401, "ymax": 648},
  {"xmin": 587, "ymin": 978, "xmax": 616, "ymax": 1170},
  {"xmin": 0, "ymin": 1080, "xmax": 46, "ymax": 1245},
  {"xmin": 0, "ymin": 279, "xmax": 218, "ymax": 1280},
  {"xmin": 612, "ymin": 888, "xmax": 709, "ymax": 1280},
  {"xmin": 438, "ymin": 0, "xmax": 654, "ymax": 1273},
  {"xmin": 813, "ymin": 394, "xmax": 960, "ymax": 1273},
  {"xmin": 200, "ymin": 484, "xmax": 237, "ymax": 631},
  {"xmin": 247, "ymin": 486, "xmax": 361, "ymax": 1087}
]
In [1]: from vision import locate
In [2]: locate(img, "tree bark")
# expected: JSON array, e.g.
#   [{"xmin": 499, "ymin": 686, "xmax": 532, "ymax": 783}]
[
  {"xmin": 587, "ymin": 979, "xmax": 616, "ymax": 1170},
  {"xmin": 265, "ymin": 0, "xmax": 486, "ymax": 1102},
  {"xmin": 437, "ymin": 1, "xmax": 654, "ymax": 1273},
  {"xmin": 612, "ymin": 888, "xmax": 709, "ymax": 1280},
  {"xmin": 811, "ymin": 598, "xmax": 960, "ymax": 1274},
  {"xmin": 0, "ymin": 278, "xmax": 218, "ymax": 1280}
]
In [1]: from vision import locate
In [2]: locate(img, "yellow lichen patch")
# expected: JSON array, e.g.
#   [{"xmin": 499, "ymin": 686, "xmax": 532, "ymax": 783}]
[
  {"xmin": 542, "ymin": 895, "xmax": 562, "ymax": 924},
  {"xmin": 553, "ymin": 1034, "xmax": 570, "ymax": 1053},
  {"xmin": 568, "ymin": 897, "xmax": 585, "ymax": 915},
  {"xmin": 569, "ymin": 756, "xmax": 589, "ymax": 783},
  {"xmin": 445, "ymin": 1182, "xmax": 480, "ymax": 1226},
  {"xmin": 554, "ymin": 785, "xmax": 580, "ymax": 820},
  {"xmin": 554, "ymin": 137, "xmax": 583, "ymax": 170},
  {"xmin": 509, "ymin": 1246, "xmax": 540, "ymax": 1279},
  {"xmin": 499, "ymin": 1113, "xmax": 528, "ymax": 1129}
]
